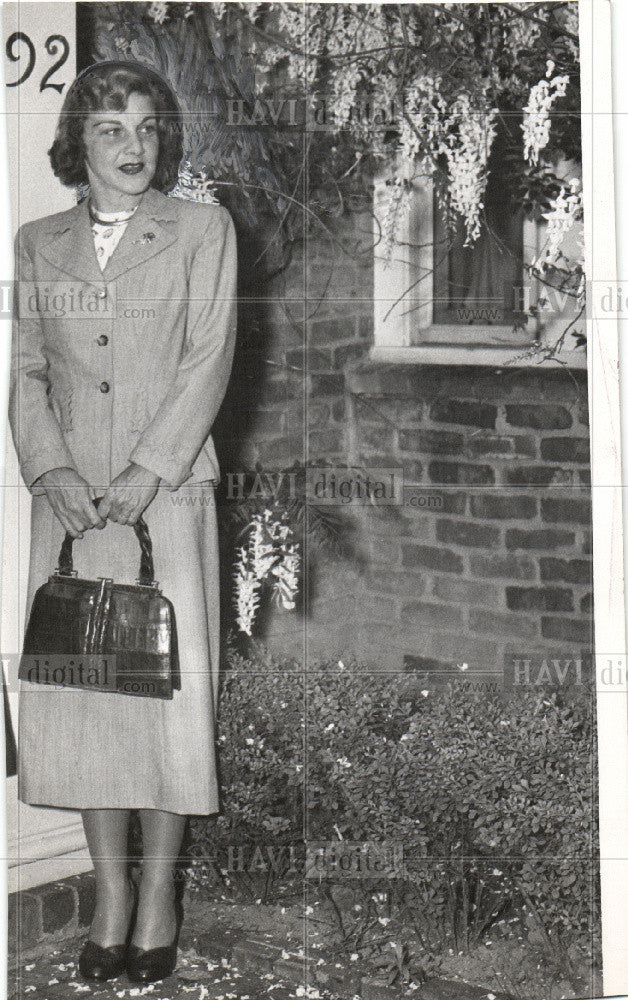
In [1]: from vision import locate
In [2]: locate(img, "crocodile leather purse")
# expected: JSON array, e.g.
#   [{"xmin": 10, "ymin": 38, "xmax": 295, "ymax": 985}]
[{"xmin": 18, "ymin": 509, "xmax": 180, "ymax": 699}]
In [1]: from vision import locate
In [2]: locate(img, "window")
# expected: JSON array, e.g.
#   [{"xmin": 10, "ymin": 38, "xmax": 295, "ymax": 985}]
[{"xmin": 372, "ymin": 146, "xmax": 586, "ymax": 369}]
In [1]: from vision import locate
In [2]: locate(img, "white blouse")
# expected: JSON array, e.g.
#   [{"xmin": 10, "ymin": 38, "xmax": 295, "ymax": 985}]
[{"xmin": 90, "ymin": 204, "xmax": 138, "ymax": 271}]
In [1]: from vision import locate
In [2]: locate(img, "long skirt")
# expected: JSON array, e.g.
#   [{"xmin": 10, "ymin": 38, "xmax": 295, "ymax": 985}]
[{"xmin": 17, "ymin": 482, "xmax": 220, "ymax": 815}]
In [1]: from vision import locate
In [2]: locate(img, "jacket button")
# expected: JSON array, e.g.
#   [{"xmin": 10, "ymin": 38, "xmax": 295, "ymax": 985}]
[
  {"xmin": 99, "ymin": 381, "xmax": 110, "ymax": 393},
  {"xmin": 97, "ymin": 334, "xmax": 109, "ymax": 346},
  {"xmin": 96, "ymin": 289, "xmax": 107, "ymax": 299}
]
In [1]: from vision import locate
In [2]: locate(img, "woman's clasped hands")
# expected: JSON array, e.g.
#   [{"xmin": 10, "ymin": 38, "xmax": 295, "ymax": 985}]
[{"xmin": 37, "ymin": 463, "xmax": 160, "ymax": 537}]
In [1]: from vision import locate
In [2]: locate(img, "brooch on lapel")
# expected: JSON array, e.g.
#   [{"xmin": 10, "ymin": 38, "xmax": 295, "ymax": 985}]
[{"xmin": 133, "ymin": 232, "xmax": 157, "ymax": 246}]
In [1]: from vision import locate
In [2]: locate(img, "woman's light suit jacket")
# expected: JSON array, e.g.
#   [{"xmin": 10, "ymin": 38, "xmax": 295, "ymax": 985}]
[{"xmin": 10, "ymin": 186, "xmax": 237, "ymax": 495}]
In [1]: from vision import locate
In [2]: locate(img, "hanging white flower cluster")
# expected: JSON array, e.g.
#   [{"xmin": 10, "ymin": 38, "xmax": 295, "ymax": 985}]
[
  {"xmin": 531, "ymin": 177, "xmax": 584, "ymax": 276},
  {"xmin": 257, "ymin": 4, "xmax": 324, "ymax": 87},
  {"xmin": 329, "ymin": 5, "xmax": 388, "ymax": 129},
  {"xmin": 438, "ymin": 94, "xmax": 497, "ymax": 245},
  {"xmin": 379, "ymin": 176, "xmax": 410, "ymax": 266},
  {"xmin": 522, "ymin": 62, "xmax": 569, "ymax": 166},
  {"xmin": 147, "ymin": 1, "xmax": 169, "ymax": 25},
  {"xmin": 169, "ymin": 160, "xmax": 220, "ymax": 204},
  {"xmin": 400, "ymin": 75, "xmax": 448, "ymax": 166},
  {"xmin": 234, "ymin": 510, "xmax": 301, "ymax": 636}
]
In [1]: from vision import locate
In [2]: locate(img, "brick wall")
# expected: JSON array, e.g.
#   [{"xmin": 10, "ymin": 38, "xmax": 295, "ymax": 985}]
[
  {"xmin": 213, "ymin": 210, "xmax": 593, "ymax": 680},
  {"xmin": 344, "ymin": 362, "xmax": 592, "ymax": 679}
]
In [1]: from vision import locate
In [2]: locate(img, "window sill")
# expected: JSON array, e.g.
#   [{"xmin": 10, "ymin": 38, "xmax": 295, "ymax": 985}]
[{"xmin": 368, "ymin": 344, "xmax": 588, "ymax": 370}]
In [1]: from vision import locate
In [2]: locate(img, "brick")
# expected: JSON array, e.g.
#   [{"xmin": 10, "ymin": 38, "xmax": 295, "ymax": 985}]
[
  {"xmin": 401, "ymin": 459, "xmax": 424, "ymax": 481},
  {"xmin": 540, "ymin": 558, "xmax": 592, "ymax": 584},
  {"xmin": 257, "ymin": 378, "xmax": 302, "ymax": 406},
  {"xmin": 356, "ymin": 401, "xmax": 396, "ymax": 425},
  {"xmin": 306, "ymin": 347, "xmax": 334, "ymax": 371},
  {"xmin": 359, "ymin": 596, "xmax": 397, "ymax": 619},
  {"xmin": 41, "ymin": 885, "xmax": 75, "ymax": 933},
  {"xmin": 369, "ymin": 539, "xmax": 402, "ymax": 565},
  {"xmin": 398, "ymin": 430, "xmax": 464, "ymax": 455},
  {"xmin": 505, "ymin": 528, "xmax": 575, "ymax": 550},
  {"xmin": 469, "ymin": 553, "xmax": 537, "ymax": 580},
  {"xmin": 358, "ymin": 424, "xmax": 395, "ymax": 452},
  {"xmin": 402, "ymin": 544, "xmax": 463, "ymax": 574},
  {"xmin": 249, "ymin": 410, "xmax": 285, "ymax": 435},
  {"xmin": 505, "ymin": 466, "xmax": 561, "ymax": 487},
  {"xmin": 469, "ymin": 608, "xmax": 538, "ymax": 640},
  {"xmin": 358, "ymin": 314, "xmax": 373, "ymax": 339},
  {"xmin": 436, "ymin": 520, "xmax": 500, "ymax": 548},
  {"xmin": 581, "ymin": 592, "xmax": 593, "ymax": 614},
  {"xmin": 428, "ymin": 460, "xmax": 495, "ymax": 485},
  {"xmin": 541, "ymin": 498, "xmax": 592, "ymax": 524},
  {"xmin": 583, "ymin": 530, "xmax": 593, "ymax": 554},
  {"xmin": 309, "ymin": 317, "xmax": 355, "ymax": 342},
  {"xmin": 430, "ymin": 399, "xmax": 497, "ymax": 428},
  {"xmin": 257, "ymin": 436, "xmax": 305, "ymax": 465},
  {"xmin": 407, "ymin": 491, "xmax": 466, "ymax": 515},
  {"xmin": 309, "ymin": 373, "xmax": 344, "ymax": 396},
  {"xmin": 309, "ymin": 428, "xmax": 344, "ymax": 454},
  {"xmin": 401, "ymin": 601, "xmax": 462, "ymax": 630},
  {"xmin": 506, "ymin": 586, "xmax": 574, "ymax": 613},
  {"xmin": 541, "ymin": 437, "xmax": 590, "ymax": 463},
  {"xmin": 308, "ymin": 403, "xmax": 330, "ymax": 428},
  {"xmin": 466, "ymin": 435, "xmax": 536, "ymax": 458},
  {"xmin": 332, "ymin": 398, "xmax": 345, "ymax": 421},
  {"xmin": 541, "ymin": 617, "xmax": 593, "ymax": 644},
  {"xmin": 489, "ymin": 368, "xmax": 587, "ymax": 403},
  {"xmin": 334, "ymin": 342, "xmax": 366, "ymax": 368},
  {"xmin": 505, "ymin": 404, "xmax": 573, "ymax": 429},
  {"xmin": 579, "ymin": 469, "xmax": 591, "ymax": 487},
  {"xmin": 367, "ymin": 570, "xmax": 426, "ymax": 597},
  {"xmin": 470, "ymin": 494, "xmax": 537, "ymax": 520},
  {"xmin": 432, "ymin": 576, "xmax": 500, "ymax": 605},
  {"xmin": 285, "ymin": 346, "xmax": 305, "ymax": 369},
  {"xmin": 578, "ymin": 399, "xmax": 590, "ymax": 427}
]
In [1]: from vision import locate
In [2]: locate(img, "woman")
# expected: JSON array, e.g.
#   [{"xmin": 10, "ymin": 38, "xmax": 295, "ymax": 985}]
[{"xmin": 9, "ymin": 61, "xmax": 237, "ymax": 983}]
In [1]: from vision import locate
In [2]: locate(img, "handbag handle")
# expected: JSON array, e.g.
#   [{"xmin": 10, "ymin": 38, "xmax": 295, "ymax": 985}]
[{"xmin": 56, "ymin": 497, "xmax": 155, "ymax": 586}]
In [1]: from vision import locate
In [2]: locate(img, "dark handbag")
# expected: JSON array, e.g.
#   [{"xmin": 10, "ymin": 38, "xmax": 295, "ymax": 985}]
[{"xmin": 18, "ymin": 506, "xmax": 180, "ymax": 699}]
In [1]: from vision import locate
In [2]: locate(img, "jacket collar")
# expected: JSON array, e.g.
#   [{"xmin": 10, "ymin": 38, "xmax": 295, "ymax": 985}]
[{"xmin": 37, "ymin": 186, "xmax": 180, "ymax": 284}]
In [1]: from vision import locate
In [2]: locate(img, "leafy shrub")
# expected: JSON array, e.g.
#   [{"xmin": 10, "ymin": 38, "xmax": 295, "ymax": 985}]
[{"xmin": 189, "ymin": 648, "xmax": 599, "ymax": 973}]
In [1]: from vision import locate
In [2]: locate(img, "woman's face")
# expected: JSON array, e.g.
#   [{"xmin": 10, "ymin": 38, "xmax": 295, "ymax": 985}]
[{"xmin": 83, "ymin": 91, "xmax": 159, "ymax": 205}]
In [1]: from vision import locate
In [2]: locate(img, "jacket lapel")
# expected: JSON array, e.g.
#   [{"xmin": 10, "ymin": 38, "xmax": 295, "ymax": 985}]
[
  {"xmin": 37, "ymin": 201, "xmax": 104, "ymax": 285},
  {"xmin": 101, "ymin": 188, "xmax": 179, "ymax": 282},
  {"xmin": 36, "ymin": 187, "xmax": 180, "ymax": 285}
]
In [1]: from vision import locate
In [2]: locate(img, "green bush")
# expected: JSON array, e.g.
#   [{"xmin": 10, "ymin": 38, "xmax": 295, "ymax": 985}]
[{"xmin": 189, "ymin": 648, "xmax": 599, "ymax": 972}]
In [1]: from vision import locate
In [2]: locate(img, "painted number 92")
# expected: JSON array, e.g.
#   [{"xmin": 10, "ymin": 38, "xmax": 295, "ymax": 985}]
[{"xmin": 5, "ymin": 32, "xmax": 70, "ymax": 93}]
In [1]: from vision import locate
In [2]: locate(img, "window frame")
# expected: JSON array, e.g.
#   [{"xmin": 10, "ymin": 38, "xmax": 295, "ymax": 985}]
[{"xmin": 372, "ymin": 156, "xmax": 587, "ymax": 370}]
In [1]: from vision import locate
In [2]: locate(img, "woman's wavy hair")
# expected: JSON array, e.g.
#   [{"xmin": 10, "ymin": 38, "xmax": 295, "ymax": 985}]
[{"xmin": 48, "ymin": 60, "xmax": 183, "ymax": 192}]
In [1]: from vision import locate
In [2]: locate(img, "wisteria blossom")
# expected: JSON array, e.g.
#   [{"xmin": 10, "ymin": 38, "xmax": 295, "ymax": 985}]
[
  {"xmin": 532, "ymin": 177, "xmax": 583, "ymax": 275},
  {"xmin": 146, "ymin": 1, "xmax": 168, "ymax": 25},
  {"xmin": 170, "ymin": 160, "xmax": 219, "ymax": 204},
  {"xmin": 438, "ymin": 94, "xmax": 497, "ymax": 245},
  {"xmin": 234, "ymin": 510, "xmax": 301, "ymax": 635},
  {"xmin": 522, "ymin": 64, "xmax": 570, "ymax": 165}
]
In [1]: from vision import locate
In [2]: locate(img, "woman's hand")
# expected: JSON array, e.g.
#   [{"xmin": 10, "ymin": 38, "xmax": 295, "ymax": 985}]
[
  {"xmin": 36, "ymin": 466, "xmax": 106, "ymax": 538},
  {"xmin": 98, "ymin": 463, "xmax": 160, "ymax": 525}
]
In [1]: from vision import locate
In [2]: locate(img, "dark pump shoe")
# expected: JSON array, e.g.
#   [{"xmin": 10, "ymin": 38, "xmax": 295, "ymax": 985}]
[
  {"xmin": 78, "ymin": 940, "xmax": 127, "ymax": 981},
  {"xmin": 126, "ymin": 940, "xmax": 178, "ymax": 983}
]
